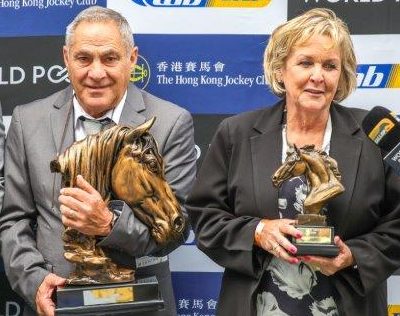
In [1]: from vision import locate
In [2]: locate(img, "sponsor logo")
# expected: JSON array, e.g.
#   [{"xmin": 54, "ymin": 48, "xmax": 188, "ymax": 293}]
[
  {"xmin": 131, "ymin": 0, "xmax": 270, "ymax": 8},
  {"xmin": 1, "ymin": 301, "xmax": 22, "ymax": 316},
  {"xmin": 0, "ymin": 65, "xmax": 69, "ymax": 85},
  {"xmin": 130, "ymin": 55, "xmax": 150, "ymax": 90},
  {"xmin": 0, "ymin": 56, "xmax": 150, "ymax": 87},
  {"xmin": 388, "ymin": 305, "xmax": 400, "ymax": 316},
  {"xmin": 368, "ymin": 118, "xmax": 395, "ymax": 144},
  {"xmin": 389, "ymin": 148, "xmax": 400, "ymax": 163},
  {"xmin": 357, "ymin": 64, "xmax": 400, "ymax": 88},
  {"xmin": 0, "ymin": 0, "xmax": 99, "ymax": 10}
]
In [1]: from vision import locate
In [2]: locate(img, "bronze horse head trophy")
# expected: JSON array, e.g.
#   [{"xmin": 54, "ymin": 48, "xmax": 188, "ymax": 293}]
[
  {"xmin": 272, "ymin": 145, "xmax": 345, "ymax": 225},
  {"xmin": 50, "ymin": 117, "xmax": 184, "ymax": 284}
]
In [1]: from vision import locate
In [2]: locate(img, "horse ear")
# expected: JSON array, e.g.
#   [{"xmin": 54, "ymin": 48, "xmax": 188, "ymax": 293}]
[{"xmin": 125, "ymin": 117, "xmax": 156, "ymax": 143}]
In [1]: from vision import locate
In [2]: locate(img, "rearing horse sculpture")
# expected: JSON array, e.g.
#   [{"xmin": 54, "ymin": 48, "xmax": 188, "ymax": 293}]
[
  {"xmin": 272, "ymin": 145, "xmax": 344, "ymax": 225},
  {"xmin": 50, "ymin": 117, "xmax": 184, "ymax": 284}
]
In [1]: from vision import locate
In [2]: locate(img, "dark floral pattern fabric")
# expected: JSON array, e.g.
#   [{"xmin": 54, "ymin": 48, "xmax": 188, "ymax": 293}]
[{"xmin": 256, "ymin": 176, "xmax": 338, "ymax": 316}]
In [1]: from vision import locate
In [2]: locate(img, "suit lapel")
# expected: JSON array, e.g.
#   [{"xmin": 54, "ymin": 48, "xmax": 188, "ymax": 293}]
[
  {"xmin": 119, "ymin": 84, "xmax": 147, "ymax": 127},
  {"xmin": 50, "ymin": 86, "xmax": 74, "ymax": 155},
  {"xmin": 250, "ymin": 102, "xmax": 285, "ymax": 219},
  {"xmin": 328, "ymin": 104, "xmax": 363, "ymax": 236}
]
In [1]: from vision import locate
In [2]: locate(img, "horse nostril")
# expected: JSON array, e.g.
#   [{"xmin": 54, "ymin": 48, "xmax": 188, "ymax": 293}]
[{"xmin": 173, "ymin": 215, "xmax": 184, "ymax": 233}]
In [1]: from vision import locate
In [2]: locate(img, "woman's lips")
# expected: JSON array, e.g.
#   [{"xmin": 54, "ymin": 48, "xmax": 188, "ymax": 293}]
[{"xmin": 305, "ymin": 89, "xmax": 324, "ymax": 95}]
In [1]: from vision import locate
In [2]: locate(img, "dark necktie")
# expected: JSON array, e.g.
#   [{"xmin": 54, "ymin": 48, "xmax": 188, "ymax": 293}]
[{"xmin": 78, "ymin": 116, "xmax": 114, "ymax": 135}]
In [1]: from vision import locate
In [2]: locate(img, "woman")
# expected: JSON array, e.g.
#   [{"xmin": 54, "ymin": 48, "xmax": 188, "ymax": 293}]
[{"xmin": 186, "ymin": 8, "xmax": 400, "ymax": 316}]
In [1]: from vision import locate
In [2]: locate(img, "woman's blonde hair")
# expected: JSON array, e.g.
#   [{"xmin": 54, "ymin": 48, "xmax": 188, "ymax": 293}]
[{"xmin": 264, "ymin": 8, "xmax": 357, "ymax": 102}]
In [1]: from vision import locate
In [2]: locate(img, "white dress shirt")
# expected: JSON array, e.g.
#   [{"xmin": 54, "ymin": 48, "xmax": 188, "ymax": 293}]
[{"xmin": 73, "ymin": 91, "xmax": 127, "ymax": 141}]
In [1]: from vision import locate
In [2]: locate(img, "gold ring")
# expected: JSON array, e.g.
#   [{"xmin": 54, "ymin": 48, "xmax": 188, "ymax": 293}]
[{"xmin": 272, "ymin": 244, "xmax": 279, "ymax": 252}]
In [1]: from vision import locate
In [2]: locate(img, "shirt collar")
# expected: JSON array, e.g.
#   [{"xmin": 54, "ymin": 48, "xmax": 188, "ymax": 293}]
[{"xmin": 73, "ymin": 90, "xmax": 127, "ymax": 129}]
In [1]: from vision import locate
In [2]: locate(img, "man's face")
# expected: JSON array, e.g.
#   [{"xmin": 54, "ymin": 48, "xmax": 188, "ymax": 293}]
[{"xmin": 63, "ymin": 20, "xmax": 137, "ymax": 118}]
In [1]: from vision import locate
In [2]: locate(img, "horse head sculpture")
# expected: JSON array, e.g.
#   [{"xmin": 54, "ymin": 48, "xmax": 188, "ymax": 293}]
[
  {"xmin": 50, "ymin": 117, "xmax": 184, "ymax": 284},
  {"xmin": 272, "ymin": 145, "xmax": 345, "ymax": 216},
  {"xmin": 272, "ymin": 145, "xmax": 307, "ymax": 187}
]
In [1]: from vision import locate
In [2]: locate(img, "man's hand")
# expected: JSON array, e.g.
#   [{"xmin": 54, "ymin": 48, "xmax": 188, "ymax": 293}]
[
  {"xmin": 59, "ymin": 175, "xmax": 113, "ymax": 236},
  {"xmin": 36, "ymin": 273, "xmax": 66, "ymax": 316}
]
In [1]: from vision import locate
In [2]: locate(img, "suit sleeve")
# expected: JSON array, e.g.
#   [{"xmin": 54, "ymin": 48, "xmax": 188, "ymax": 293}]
[
  {"xmin": 0, "ymin": 102, "xmax": 5, "ymax": 210},
  {"xmin": 0, "ymin": 106, "xmax": 49, "ymax": 310},
  {"xmin": 334, "ymin": 164, "xmax": 400, "ymax": 297},
  {"xmin": 98, "ymin": 110, "xmax": 197, "ymax": 257},
  {"xmin": 186, "ymin": 119, "xmax": 265, "ymax": 278}
]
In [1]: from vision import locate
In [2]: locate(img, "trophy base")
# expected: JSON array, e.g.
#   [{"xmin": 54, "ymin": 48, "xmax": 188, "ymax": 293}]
[
  {"xmin": 293, "ymin": 242, "xmax": 339, "ymax": 257},
  {"xmin": 292, "ymin": 225, "xmax": 339, "ymax": 258},
  {"xmin": 55, "ymin": 278, "xmax": 164, "ymax": 315}
]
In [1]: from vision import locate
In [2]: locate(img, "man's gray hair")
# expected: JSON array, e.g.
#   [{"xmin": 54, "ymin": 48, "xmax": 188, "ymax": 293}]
[{"xmin": 65, "ymin": 6, "xmax": 134, "ymax": 53}]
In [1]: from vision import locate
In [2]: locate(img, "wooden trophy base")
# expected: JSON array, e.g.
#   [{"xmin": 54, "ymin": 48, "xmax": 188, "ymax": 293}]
[{"xmin": 55, "ymin": 278, "xmax": 164, "ymax": 315}]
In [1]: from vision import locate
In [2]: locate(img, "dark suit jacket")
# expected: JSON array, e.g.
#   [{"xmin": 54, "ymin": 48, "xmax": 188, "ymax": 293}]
[
  {"xmin": 187, "ymin": 100, "xmax": 400, "ymax": 316},
  {"xmin": 0, "ymin": 102, "xmax": 5, "ymax": 211},
  {"xmin": 0, "ymin": 84, "xmax": 197, "ymax": 316}
]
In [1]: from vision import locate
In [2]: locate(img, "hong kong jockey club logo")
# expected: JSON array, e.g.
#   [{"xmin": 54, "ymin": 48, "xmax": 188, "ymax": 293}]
[{"xmin": 130, "ymin": 55, "xmax": 150, "ymax": 90}]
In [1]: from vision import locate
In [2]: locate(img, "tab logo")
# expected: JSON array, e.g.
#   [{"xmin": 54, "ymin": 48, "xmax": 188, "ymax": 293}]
[
  {"xmin": 368, "ymin": 118, "xmax": 395, "ymax": 144},
  {"xmin": 131, "ymin": 0, "xmax": 270, "ymax": 7},
  {"xmin": 357, "ymin": 64, "xmax": 400, "ymax": 88}
]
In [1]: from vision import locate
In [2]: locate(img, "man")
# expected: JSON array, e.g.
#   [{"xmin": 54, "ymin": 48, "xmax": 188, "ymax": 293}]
[{"xmin": 0, "ymin": 6, "xmax": 196, "ymax": 316}]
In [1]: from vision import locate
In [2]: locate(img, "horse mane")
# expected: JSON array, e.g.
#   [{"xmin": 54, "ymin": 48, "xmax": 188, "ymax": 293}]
[
  {"xmin": 51, "ymin": 117, "xmax": 186, "ymax": 284},
  {"xmin": 57, "ymin": 125, "xmax": 135, "ymax": 201}
]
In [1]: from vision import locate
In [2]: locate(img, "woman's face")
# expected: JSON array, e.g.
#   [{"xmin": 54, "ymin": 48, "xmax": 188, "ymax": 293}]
[{"xmin": 280, "ymin": 34, "xmax": 341, "ymax": 114}]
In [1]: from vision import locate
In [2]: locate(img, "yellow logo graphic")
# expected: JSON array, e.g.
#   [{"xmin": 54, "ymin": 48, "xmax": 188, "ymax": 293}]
[
  {"xmin": 387, "ymin": 64, "xmax": 400, "ymax": 88},
  {"xmin": 130, "ymin": 55, "xmax": 150, "ymax": 90},
  {"xmin": 368, "ymin": 118, "xmax": 395, "ymax": 144},
  {"xmin": 207, "ymin": 0, "xmax": 270, "ymax": 8},
  {"xmin": 388, "ymin": 305, "xmax": 400, "ymax": 316}
]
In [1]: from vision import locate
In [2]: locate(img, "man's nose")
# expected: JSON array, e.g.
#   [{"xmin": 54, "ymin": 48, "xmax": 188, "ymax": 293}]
[{"xmin": 88, "ymin": 61, "xmax": 106, "ymax": 80}]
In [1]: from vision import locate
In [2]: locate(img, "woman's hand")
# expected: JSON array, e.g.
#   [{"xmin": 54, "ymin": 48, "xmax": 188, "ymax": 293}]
[
  {"xmin": 255, "ymin": 218, "xmax": 303, "ymax": 264},
  {"xmin": 298, "ymin": 236, "xmax": 355, "ymax": 275}
]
